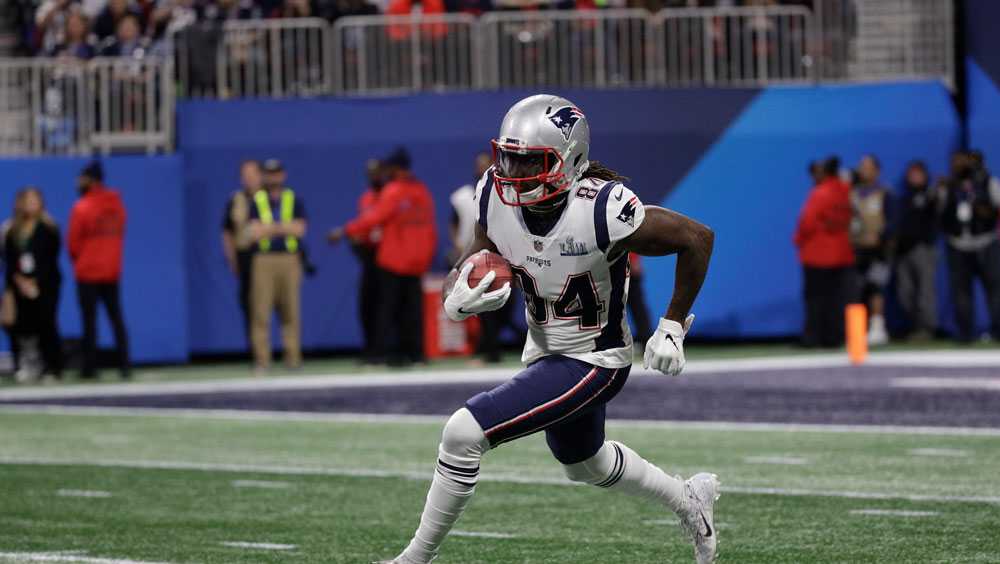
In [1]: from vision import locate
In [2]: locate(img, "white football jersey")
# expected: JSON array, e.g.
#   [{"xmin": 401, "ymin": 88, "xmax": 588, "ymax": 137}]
[{"xmin": 475, "ymin": 169, "xmax": 646, "ymax": 368}]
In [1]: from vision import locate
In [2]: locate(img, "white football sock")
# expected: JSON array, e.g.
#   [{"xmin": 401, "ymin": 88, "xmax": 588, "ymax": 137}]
[
  {"xmin": 566, "ymin": 441, "xmax": 687, "ymax": 514},
  {"xmin": 398, "ymin": 409, "xmax": 488, "ymax": 564}
]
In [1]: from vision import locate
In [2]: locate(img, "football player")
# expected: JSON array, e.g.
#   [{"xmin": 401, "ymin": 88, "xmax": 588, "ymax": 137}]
[{"xmin": 376, "ymin": 94, "xmax": 718, "ymax": 564}]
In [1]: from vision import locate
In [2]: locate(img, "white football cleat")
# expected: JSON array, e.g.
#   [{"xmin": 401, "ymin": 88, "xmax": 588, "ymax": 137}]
[{"xmin": 680, "ymin": 472, "xmax": 721, "ymax": 564}]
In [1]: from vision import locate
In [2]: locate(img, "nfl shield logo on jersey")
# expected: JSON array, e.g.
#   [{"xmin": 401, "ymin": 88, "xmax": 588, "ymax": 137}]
[{"xmin": 533, "ymin": 240, "xmax": 544, "ymax": 252}]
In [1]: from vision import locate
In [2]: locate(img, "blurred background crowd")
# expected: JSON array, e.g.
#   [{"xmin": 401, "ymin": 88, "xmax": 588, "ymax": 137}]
[{"xmin": 2, "ymin": 0, "xmax": 817, "ymax": 61}]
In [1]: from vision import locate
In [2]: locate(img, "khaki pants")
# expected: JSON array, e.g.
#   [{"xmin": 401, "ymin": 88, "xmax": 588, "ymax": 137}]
[{"xmin": 251, "ymin": 253, "xmax": 302, "ymax": 368}]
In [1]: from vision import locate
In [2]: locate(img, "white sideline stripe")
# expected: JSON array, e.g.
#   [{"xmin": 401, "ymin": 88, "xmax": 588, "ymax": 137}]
[
  {"xmin": 231, "ymin": 479, "xmax": 291, "ymax": 489},
  {"xmin": 3, "ymin": 456, "xmax": 999, "ymax": 506},
  {"xmin": 849, "ymin": 509, "xmax": 940, "ymax": 517},
  {"xmin": 3, "ymin": 404, "xmax": 1000, "ymax": 437},
  {"xmin": 3, "ymin": 349, "xmax": 999, "ymax": 402},
  {"xmin": 909, "ymin": 448, "xmax": 971, "ymax": 458},
  {"xmin": 0, "ymin": 551, "xmax": 171, "ymax": 564},
  {"xmin": 220, "ymin": 542, "xmax": 296, "ymax": 551},
  {"xmin": 451, "ymin": 531, "xmax": 517, "ymax": 539},
  {"xmin": 890, "ymin": 377, "xmax": 1000, "ymax": 391},
  {"xmin": 743, "ymin": 456, "xmax": 809, "ymax": 466},
  {"xmin": 56, "ymin": 489, "xmax": 112, "ymax": 498}
]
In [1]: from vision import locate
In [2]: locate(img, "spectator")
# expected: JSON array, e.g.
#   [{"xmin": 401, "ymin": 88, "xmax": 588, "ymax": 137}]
[
  {"xmin": 147, "ymin": 0, "xmax": 198, "ymax": 56},
  {"xmin": 894, "ymin": 160, "xmax": 938, "ymax": 341},
  {"xmin": 332, "ymin": 147, "xmax": 436, "ymax": 366},
  {"xmin": 68, "ymin": 161, "xmax": 130, "ymax": 379},
  {"xmin": 808, "ymin": 160, "xmax": 823, "ymax": 187},
  {"xmin": 222, "ymin": 159, "xmax": 262, "ymax": 343},
  {"xmin": 93, "ymin": 0, "xmax": 141, "ymax": 42},
  {"xmin": 850, "ymin": 154, "xmax": 893, "ymax": 345},
  {"xmin": 248, "ymin": 158, "xmax": 307, "ymax": 373},
  {"xmin": 937, "ymin": 151, "xmax": 1000, "ymax": 342},
  {"xmin": 100, "ymin": 12, "xmax": 148, "ymax": 56},
  {"xmin": 274, "ymin": 0, "xmax": 315, "ymax": 17},
  {"xmin": 3, "ymin": 188, "xmax": 63, "ymax": 383},
  {"xmin": 794, "ymin": 157, "xmax": 855, "ymax": 348},
  {"xmin": 447, "ymin": 153, "xmax": 490, "ymax": 266},
  {"xmin": 34, "ymin": 0, "xmax": 80, "ymax": 55},
  {"xmin": 48, "ymin": 9, "xmax": 96, "ymax": 59},
  {"xmin": 318, "ymin": 0, "xmax": 377, "ymax": 23},
  {"xmin": 0, "ymin": 216, "xmax": 15, "ymax": 377},
  {"xmin": 328, "ymin": 159, "xmax": 385, "ymax": 365}
]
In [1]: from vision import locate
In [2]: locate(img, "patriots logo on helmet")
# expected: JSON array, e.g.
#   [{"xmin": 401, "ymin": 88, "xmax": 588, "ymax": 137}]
[
  {"xmin": 616, "ymin": 196, "xmax": 638, "ymax": 227},
  {"xmin": 548, "ymin": 106, "xmax": 584, "ymax": 141}
]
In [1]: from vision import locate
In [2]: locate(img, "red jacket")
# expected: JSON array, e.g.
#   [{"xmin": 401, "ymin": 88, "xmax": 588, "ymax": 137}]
[
  {"xmin": 68, "ymin": 184, "xmax": 127, "ymax": 282},
  {"xmin": 794, "ymin": 177, "xmax": 855, "ymax": 268},
  {"xmin": 345, "ymin": 173, "xmax": 437, "ymax": 276},
  {"xmin": 356, "ymin": 188, "xmax": 379, "ymax": 248}
]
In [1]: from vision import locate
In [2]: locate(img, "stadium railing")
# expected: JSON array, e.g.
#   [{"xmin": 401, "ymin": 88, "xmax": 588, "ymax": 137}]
[
  {"xmin": 0, "ymin": 57, "xmax": 173, "ymax": 156},
  {"xmin": 479, "ymin": 9, "xmax": 653, "ymax": 89},
  {"xmin": 653, "ymin": 6, "xmax": 813, "ymax": 87},
  {"xmin": 332, "ymin": 14, "xmax": 478, "ymax": 95}
]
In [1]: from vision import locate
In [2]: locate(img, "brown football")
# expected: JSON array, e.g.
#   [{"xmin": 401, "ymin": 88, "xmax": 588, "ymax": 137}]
[{"xmin": 464, "ymin": 251, "xmax": 513, "ymax": 292}]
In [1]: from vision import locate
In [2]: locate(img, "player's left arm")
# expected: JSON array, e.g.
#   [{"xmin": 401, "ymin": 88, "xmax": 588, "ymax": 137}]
[
  {"xmin": 614, "ymin": 205, "xmax": 714, "ymax": 324},
  {"xmin": 613, "ymin": 205, "xmax": 714, "ymax": 376}
]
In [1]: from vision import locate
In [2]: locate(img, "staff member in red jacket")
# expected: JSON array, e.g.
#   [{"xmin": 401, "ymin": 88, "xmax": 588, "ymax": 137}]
[
  {"xmin": 794, "ymin": 157, "xmax": 856, "ymax": 348},
  {"xmin": 68, "ymin": 161, "xmax": 130, "ymax": 379},
  {"xmin": 330, "ymin": 148, "xmax": 437, "ymax": 366}
]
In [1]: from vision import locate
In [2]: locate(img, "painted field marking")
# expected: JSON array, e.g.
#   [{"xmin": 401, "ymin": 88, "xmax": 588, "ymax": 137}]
[
  {"xmin": 219, "ymin": 542, "xmax": 296, "ymax": 551},
  {"xmin": 4, "ymin": 404, "xmax": 1000, "ymax": 437},
  {"xmin": 56, "ymin": 489, "xmax": 112, "ymax": 498},
  {"xmin": 890, "ymin": 377, "xmax": 1000, "ymax": 391},
  {"xmin": 849, "ymin": 509, "xmax": 940, "ymax": 517},
  {"xmin": 743, "ymin": 456, "xmax": 809, "ymax": 466},
  {"xmin": 231, "ymin": 479, "xmax": 291, "ymax": 489},
  {"xmin": 908, "ymin": 448, "xmax": 971, "ymax": 458},
  {"xmin": 3, "ymin": 348, "xmax": 999, "ymax": 402},
  {"xmin": 451, "ymin": 531, "xmax": 517, "ymax": 539},
  {"xmin": 4, "ymin": 456, "xmax": 999, "ymax": 506},
  {"xmin": 0, "ymin": 551, "xmax": 172, "ymax": 563}
]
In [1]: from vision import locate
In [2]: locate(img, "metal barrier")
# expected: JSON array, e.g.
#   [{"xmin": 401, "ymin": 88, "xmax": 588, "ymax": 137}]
[
  {"xmin": 654, "ymin": 6, "xmax": 813, "ymax": 87},
  {"xmin": 844, "ymin": 0, "xmax": 953, "ymax": 84},
  {"xmin": 332, "ymin": 14, "xmax": 477, "ymax": 95},
  {"xmin": 480, "ymin": 10, "xmax": 653, "ymax": 89},
  {"xmin": 0, "ymin": 57, "xmax": 173, "ymax": 156}
]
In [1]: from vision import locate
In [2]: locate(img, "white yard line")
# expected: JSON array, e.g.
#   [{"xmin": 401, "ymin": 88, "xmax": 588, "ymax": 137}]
[
  {"xmin": 0, "ymin": 552, "xmax": 171, "ymax": 564},
  {"xmin": 908, "ymin": 448, "xmax": 971, "ymax": 458},
  {"xmin": 55, "ymin": 489, "xmax": 112, "ymax": 498},
  {"xmin": 219, "ymin": 542, "xmax": 296, "ymax": 551},
  {"xmin": 849, "ymin": 509, "xmax": 940, "ymax": 517},
  {"xmin": 2, "ymin": 349, "xmax": 998, "ymax": 402},
  {"xmin": 231, "ymin": 479, "xmax": 291, "ymax": 489},
  {"xmin": 743, "ymin": 456, "xmax": 809, "ymax": 465},
  {"xmin": 3, "ymin": 456, "xmax": 999, "ymax": 506},
  {"xmin": 890, "ymin": 377, "xmax": 1000, "ymax": 391},
  {"xmin": 450, "ymin": 531, "xmax": 517, "ymax": 539},
  {"xmin": 3, "ymin": 404, "xmax": 1000, "ymax": 437}
]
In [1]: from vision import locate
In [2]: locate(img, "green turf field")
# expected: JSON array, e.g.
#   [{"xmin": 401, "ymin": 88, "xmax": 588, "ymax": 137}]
[{"xmin": 1, "ymin": 410, "xmax": 998, "ymax": 563}]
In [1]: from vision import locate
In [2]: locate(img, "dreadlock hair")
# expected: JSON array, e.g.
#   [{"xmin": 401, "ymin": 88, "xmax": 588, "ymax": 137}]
[{"xmin": 581, "ymin": 160, "xmax": 629, "ymax": 183}]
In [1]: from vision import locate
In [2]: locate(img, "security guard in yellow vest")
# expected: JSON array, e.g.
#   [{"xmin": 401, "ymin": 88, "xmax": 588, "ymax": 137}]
[{"xmin": 248, "ymin": 159, "xmax": 307, "ymax": 372}]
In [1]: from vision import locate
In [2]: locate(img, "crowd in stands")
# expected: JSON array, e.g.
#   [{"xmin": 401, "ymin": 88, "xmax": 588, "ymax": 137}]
[
  {"xmin": 7, "ymin": 0, "xmax": 813, "ymax": 57},
  {"xmin": 795, "ymin": 150, "xmax": 1000, "ymax": 348}
]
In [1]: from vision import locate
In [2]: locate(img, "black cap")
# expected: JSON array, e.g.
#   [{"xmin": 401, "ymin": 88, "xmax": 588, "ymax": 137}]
[
  {"xmin": 80, "ymin": 160, "xmax": 104, "ymax": 181},
  {"xmin": 384, "ymin": 147, "xmax": 411, "ymax": 170},
  {"xmin": 262, "ymin": 158, "xmax": 284, "ymax": 173}
]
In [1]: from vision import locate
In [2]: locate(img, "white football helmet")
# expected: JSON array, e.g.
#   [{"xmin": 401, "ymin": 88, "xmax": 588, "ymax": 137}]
[{"xmin": 491, "ymin": 94, "xmax": 591, "ymax": 207}]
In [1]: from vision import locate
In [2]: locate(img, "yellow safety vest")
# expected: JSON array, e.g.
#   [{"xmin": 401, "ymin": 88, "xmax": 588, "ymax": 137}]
[{"xmin": 254, "ymin": 189, "xmax": 298, "ymax": 253}]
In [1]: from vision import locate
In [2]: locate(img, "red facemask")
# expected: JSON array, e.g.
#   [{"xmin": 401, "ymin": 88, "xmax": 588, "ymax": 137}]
[{"xmin": 491, "ymin": 140, "xmax": 571, "ymax": 207}]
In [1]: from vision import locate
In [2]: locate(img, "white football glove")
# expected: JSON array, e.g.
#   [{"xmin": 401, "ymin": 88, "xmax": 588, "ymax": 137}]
[
  {"xmin": 643, "ymin": 314, "xmax": 695, "ymax": 377},
  {"xmin": 443, "ymin": 260, "xmax": 511, "ymax": 322}
]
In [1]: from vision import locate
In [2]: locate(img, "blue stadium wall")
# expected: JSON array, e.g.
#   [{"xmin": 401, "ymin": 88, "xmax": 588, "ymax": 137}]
[
  {"xmin": 0, "ymin": 156, "xmax": 188, "ymax": 362},
  {"xmin": 0, "ymin": 80, "xmax": 963, "ymax": 360}
]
